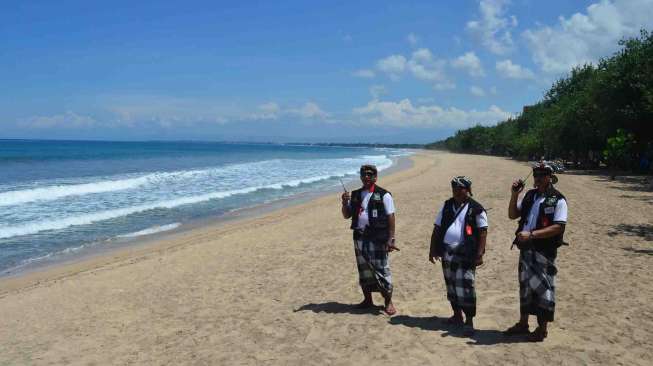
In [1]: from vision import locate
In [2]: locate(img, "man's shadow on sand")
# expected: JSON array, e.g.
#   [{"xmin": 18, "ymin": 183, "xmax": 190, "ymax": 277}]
[
  {"xmin": 389, "ymin": 315, "xmax": 531, "ymax": 346},
  {"xmin": 294, "ymin": 301, "xmax": 384, "ymax": 315}
]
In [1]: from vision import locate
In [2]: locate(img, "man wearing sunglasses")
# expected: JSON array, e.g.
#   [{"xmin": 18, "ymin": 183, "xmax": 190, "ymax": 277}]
[
  {"xmin": 341, "ymin": 164, "xmax": 398, "ymax": 315},
  {"xmin": 429, "ymin": 176, "xmax": 488, "ymax": 336},
  {"xmin": 505, "ymin": 162, "xmax": 568, "ymax": 342}
]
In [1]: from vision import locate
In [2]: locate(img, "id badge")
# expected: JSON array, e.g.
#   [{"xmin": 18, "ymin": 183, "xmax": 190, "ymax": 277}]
[
  {"xmin": 544, "ymin": 207, "xmax": 555, "ymax": 214},
  {"xmin": 372, "ymin": 209, "xmax": 378, "ymax": 218}
]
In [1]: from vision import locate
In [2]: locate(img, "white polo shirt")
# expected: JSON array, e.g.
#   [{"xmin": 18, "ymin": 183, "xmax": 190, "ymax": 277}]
[
  {"xmin": 435, "ymin": 202, "xmax": 488, "ymax": 250},
  {"xmin": 356, "ymin": 190, "xmax": 395, "ymax": 230},
  {"xmin": 517, "ymin": 194, "xmax": 568, "ymax": 232}
]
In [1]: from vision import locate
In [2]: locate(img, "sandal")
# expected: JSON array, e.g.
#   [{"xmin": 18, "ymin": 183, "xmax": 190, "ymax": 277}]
[{"xmin": 503, "ymin": 322, "xmax": 530, "ymax": 336}]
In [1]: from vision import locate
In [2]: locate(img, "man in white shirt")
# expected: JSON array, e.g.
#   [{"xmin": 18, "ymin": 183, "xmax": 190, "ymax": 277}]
[
  {"xmin": 429, "ymin": 176, "xmax": 488, "ymax": 336},
  {"xmin": 341, "ymin": 165, "xmax": 398, "ymax": 315},
  {"xmin": 505, "ymin": 162, "xmax": 568, "ymax": 342}
]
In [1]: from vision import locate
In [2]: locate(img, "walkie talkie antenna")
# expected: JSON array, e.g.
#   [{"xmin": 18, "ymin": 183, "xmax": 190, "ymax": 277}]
[{"xmin": 339, "ymin": 178, "xmax": 348, "ymax": 193}]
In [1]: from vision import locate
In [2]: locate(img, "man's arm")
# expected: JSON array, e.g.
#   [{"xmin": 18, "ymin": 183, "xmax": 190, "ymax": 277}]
[
  {"xmin": 532, "ymin": 224, "xmax": 564, "ymax": 239},
  {"xmin": 341, "ymin": 192, "xmax": 351, "ymax": 219},
  {"xmin": 476, "ymin": 228, "xmax": 487, "ymax": 265},
  {"xmin": 429, "ymin": 225, "xmax": 440, "ymax": 263},
  {"xmin": 386, "ymin": 213, "xmax": 398, "ymax": 251},
  {"xmin": 508, "ymin": 180, "xmax": 522, "ymax": 220}
]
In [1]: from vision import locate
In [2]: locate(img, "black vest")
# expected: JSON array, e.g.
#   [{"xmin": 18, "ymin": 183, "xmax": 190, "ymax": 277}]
[
  {"xmin": 433, "ymin": 198, "xmax": 485, "ymax": 262},
  {"xmin": 350, "ymin": 185, "xmax": 391, "ymax": 240},
  {"xmin": 516, "ymin": 186, "xmax": 567, "ymax": 257}
]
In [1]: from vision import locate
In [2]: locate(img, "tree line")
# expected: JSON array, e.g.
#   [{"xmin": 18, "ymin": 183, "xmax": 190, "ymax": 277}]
[{"xmin": 426, "ymin": 30, "xmax": 653, "ymax": 172}]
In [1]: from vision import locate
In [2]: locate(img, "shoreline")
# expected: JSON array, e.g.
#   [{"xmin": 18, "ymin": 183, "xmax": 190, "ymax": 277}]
[
  {"xmin": 0, "ymin": 153, "xmax": 415, "ymax": 292},
  {"xmin": 1, "ymin": 150, "xmax": 651, "ymax": 365}
]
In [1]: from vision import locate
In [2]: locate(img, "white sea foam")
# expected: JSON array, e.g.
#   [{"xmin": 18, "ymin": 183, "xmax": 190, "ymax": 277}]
[
  {"xmin": 0, "ymin": 153, "xmax": 395, "ymax": 240},
  {"xmin": 116, "ymin": 223, "xmax": 181, "ymax": 238},
  {"xmin": 0, "ymin": 176, "xmax": 150, "ymax": 207},
  {"xmin": 0, "ymin": 155, "xmax": 392, "ymax": 207}
]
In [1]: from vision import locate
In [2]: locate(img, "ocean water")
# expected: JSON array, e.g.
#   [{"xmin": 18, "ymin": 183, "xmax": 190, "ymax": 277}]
[{"xmin": 0, "ymin": 140, "xmax": 407, "ymax": 274}]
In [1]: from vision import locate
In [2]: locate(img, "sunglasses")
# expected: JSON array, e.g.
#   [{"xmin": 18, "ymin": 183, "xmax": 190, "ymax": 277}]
[{"xmin": 361, "ymin": 172, "xmax": 376, "ymax": 177}]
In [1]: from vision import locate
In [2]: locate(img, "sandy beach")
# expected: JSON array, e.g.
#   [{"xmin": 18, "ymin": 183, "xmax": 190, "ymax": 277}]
[{"xmin": 1, "ymin": 150, "xmax": 651, "ymax": 365}]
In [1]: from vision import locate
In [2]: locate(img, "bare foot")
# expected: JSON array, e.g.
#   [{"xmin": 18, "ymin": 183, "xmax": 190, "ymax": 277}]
[
  {"xmin": 503, "ymin": 322, "xmax": 530, "ymax": 336},
  {"xmin": 384, "ymin": 303, "xmax": 397, "ymax": 316},
  {"xmin": 528, "ymin": 326, "xmax": 548, "ymax": 342},
  {"xmin": 443, "ymin": 315, "xmax": 464, "ymax": 326}
]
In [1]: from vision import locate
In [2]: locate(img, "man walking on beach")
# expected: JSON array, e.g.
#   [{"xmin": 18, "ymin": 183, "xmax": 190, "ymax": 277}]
[
  {"xmin": 505, "ymin": 162, "xmax": 568, "ymax": 342},
  {"xmin": 341, "ymin": 164, "xmax": 398, "ymax": 315},
  {"xmin": 429, "ymin": 176, "xmax": 488, "ymax": 336}
]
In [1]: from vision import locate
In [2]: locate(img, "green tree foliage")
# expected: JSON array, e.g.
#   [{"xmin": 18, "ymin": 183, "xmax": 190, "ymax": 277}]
[
  {"xmin": 603, "ymin": 129, "xmax": 636, "ymax": 171},
  {"xmin": 427, "ymin": 30, "xmax": 653, "ymax": 171}
]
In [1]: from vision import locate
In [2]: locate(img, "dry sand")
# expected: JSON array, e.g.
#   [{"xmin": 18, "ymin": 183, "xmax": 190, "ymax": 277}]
[{"xmin": 1, "ymin": 151, "xmax": 652, "ymax": 365}]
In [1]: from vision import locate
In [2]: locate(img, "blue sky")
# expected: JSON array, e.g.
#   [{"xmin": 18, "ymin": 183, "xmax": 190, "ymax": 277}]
[{"xmin": 2, "ymin": 0, "xmax": 652, "ymax": 143}]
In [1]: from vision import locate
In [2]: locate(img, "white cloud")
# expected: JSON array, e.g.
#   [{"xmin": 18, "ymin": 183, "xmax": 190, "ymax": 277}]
[
  {"xmin": 104, "ymin": 95, "xmax": 327, "ymax": 125},
  {"xmin": 433, "ymin": 81, "xmax": 456, "ymax": 91},
  {"xmin": 252, "ymin": 101, "xmax": 329, "ymax": 120},
  {"xmin": 496, "ymin": 59, "xmax": 536, "ymax": 79},
  {"xmin": 352, "ymin": 69, "xmax": 376, "ymax": 78},
  {"xmin": 407, "ymin": 49, "xmax": 447, "ymax": 82},
  {"xmin": 376, "ymin": 54, "xmax": 407, "ymax": 79},
  {"xmin": 369, "ymin": 85, "xmax": 387, "ymax": 99},
  {"xmin": 466, "ymin": 0, "xmax": 518, "ymax": 55},
  {"xmin": 376, "ymin": 48, "xmax": 450, "ymax": 87},
  {"xmin": 353, "ymin": 98, "xmax": 512, "ymax": 128},
  {"xmin": 470, "ymin": 86, "xmax": 486, "ymax": 97},
  {"xmin": 451, "ymin": 51, "xmax": 485, "ymax": 77},
  {"xmin": 249, "ymin": 102, "xmax": 281, "ymax": 120},
  {"xmin": 105, "ymin": 96, "xmax": 231, "ymax": 127},
  {"xmin": 407, "ymin": 32, "xmax": 419, "ymax": 46},
  {"xmin": 417, "ymin": 97, "xmax": 436, "ymax": 104},
  {"xmin": 288, "ymin": 102, "xmax": 329, "ymax": 119},
  {"xmin": 20, "ymin": 111, "xmax": 96, "ymax": 129},
  {"xmin": 523, "ymin": 0, "xmax": 653, "ymax": 74}
]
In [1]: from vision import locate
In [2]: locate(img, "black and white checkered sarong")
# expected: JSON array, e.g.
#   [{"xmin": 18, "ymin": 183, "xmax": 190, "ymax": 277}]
[
  {"xmin": 442, "ymin": 252, "xmax": 476, "ymax": 316},
  {"xmin": 519, "ymin": 249, "xmax": 557, "ymax": 321},
  {"xmin": 354, "ymin": 237, "xmax": 392, "ymax": 296}
]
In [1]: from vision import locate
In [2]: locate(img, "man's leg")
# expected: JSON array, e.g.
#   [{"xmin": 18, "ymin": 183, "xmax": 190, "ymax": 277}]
[
  {"xmin": 460, "ymin": 264, "xmax": 476, "ymax": 336},
  {"xmin": 354, "ymin": 288, "xmax": 374, "ymax": 308},
  {"xmin": 383, "ymin": 293, "xmax": 396, "ymax": 315},
  {"xmin": 529, "ymin": 315, "xmax": 548, "ymax": 341},
  {"xmin": 442, "ymin": 256, "xmax": 463, "ymax": 324},
  {"xmin": 504, "ymin": 251, "xmax": 531, "ymax": 335},
  {"xmin": 450, "ymin": 303, "xmax": 463, "ymax": 322},
  {"xmin": 354, "ymin": 237, "xmax": 376, "ymax": 308}
]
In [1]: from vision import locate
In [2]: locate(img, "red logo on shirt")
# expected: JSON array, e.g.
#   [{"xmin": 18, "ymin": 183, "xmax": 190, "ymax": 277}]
[
  {"xmin": 541, "ymin": 217, "xmax": 550, "ymax": 227},
  {"xmin": 465, "ymin": 224, "xmax": 473, "ymax": 236}
]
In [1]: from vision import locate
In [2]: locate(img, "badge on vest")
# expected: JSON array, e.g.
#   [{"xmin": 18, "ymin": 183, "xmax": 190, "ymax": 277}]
[
  {"xmin": 544, "ymin": 206, "xmax": 555, "ymax": 214},
  {"xmin": 372, "ymin": 209, "xmax": 378, "ymax": 218},
  {"xmin": 545, "ymin": 197, "xmax": 557, "ymax": 206},
  {"xmin": 373, "ymin": 193, "xmax": 381, "ymax": 200}
]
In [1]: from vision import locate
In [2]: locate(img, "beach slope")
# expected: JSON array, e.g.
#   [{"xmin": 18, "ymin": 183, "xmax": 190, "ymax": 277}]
[{"xmin": 1, "ymin": 151, "xmax": 651, "ymax": 365}]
